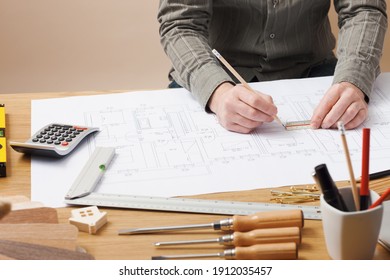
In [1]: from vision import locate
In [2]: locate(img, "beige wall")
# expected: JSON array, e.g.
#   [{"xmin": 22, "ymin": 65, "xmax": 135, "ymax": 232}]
[
  {"xmin": 0, "ymin": 1, "xmax": 171, "ymax": 94},
  {"xmin": 0, "ymin": 1, "xmax": 389, "ymax": 94}
]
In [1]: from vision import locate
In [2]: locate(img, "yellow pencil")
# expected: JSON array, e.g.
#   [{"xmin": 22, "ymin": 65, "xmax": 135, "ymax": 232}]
[{"xmin": 212, "ymin": 49, "xmax": 284, "ymax": 128}]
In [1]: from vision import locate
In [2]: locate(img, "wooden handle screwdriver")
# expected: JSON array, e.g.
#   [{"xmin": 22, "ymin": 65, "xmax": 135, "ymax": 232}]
[
  {"xmin": 152, "ymin": 242, "xmax": 297, "ymax": 260},
  {"xmin": 118, "ymin": 209, "xmax": 303, "ymax": 235},
  {"xmin": 154, "ymin": 226, "xmax": 301, "ymax": 247}
]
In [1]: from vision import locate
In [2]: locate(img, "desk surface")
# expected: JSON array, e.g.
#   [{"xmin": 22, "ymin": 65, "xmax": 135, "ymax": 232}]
[{"xmin": 1, "ymin": 91, "xmax": 390, "ymax": 260}]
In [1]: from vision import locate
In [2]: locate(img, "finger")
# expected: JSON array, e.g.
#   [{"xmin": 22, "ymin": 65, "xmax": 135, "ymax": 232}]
[
  {"xmin": 216, "ymin": 109, "xmax": 262, "ymax": 133},
  {"xmin": 323, "ymin": 86, "xmax": 368, "ymax": 128},
  {"xmin": 234, "ymin": 100, "xmax": 275, "ymax": 123},
  {"xmin": 311, "ymin": 87, "xmax": 341, "ymax": 128},
  {"xmin": 237, "ymin": 88, "xmax": 278, "ymax": 117},
  {"xmin": 229, "ymin": 113, "xmax": 263, "ymax": 130},
  {"xmin": 331, "ymin": 100, "xmax": 367, "ymax": 128},
  {"xmin": 321, "ymin": 95, "xmax": 352, "ymax": 129},
  {"xmin": 343, "ymin": 109, "xmax": 368, "ymax": 129},
  {"xmin": 223, "ymin": 122, "xmax": 256, "ymax": 134}
]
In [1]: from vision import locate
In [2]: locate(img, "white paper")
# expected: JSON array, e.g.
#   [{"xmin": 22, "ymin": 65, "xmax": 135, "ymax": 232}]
[{"xmin": 31, "ymin": 75, "xmax": 390, "ymax": 207}]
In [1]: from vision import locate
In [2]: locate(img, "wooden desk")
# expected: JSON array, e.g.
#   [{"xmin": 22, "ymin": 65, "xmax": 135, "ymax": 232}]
[{"xmin": 1, "ymin": 92, "xmax": 390, "ymax": 260}]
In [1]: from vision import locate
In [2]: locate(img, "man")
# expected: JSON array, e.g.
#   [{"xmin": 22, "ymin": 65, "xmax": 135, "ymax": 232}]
[{"xmin": 158, "ymin": 0, "xmax": 387, "ymax": 133}]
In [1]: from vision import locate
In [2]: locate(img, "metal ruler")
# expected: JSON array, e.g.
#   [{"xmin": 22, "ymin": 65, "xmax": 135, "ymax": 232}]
[
  {"xmin": 285, "ymin": 120, "xmax": 312, "ymax": 131},
  {"xmin": 64, "ymin": 146, "xmax": 322, "ymax": 220},
  {"xmin": 65, "ymin": 192, "xmax": 321, "ymax": 220}
]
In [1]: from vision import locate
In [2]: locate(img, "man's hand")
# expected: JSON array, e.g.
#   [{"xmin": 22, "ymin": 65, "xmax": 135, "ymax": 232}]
[
  {"xmin": 311, "ymin": 82, "xmax": 368, "ymax": 130},
  {"xmin": 208, "ymin": 82, "xmax": 278, "ymax": 133}
]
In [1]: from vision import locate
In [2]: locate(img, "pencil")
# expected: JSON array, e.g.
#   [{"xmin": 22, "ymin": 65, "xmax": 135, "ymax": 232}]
[
  {"xmin": 360, "ymin": 128, "xmax": 370, "ymax": 210},
  {"xmin": 337, "ymin": 121, "xmax": 360, "ymax": 211},
  {"xmin": 369, "ymin": 188, "xmax": 390, "ymax": 209},
  {"xmin": 212, "ymin": 49, "xmax": 284, "ymax": 128}
]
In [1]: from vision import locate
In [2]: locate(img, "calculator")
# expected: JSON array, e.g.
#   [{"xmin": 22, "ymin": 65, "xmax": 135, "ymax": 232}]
[{"xmin": 10, "ymin": 123, "xmax": 99, "ymax": 157}]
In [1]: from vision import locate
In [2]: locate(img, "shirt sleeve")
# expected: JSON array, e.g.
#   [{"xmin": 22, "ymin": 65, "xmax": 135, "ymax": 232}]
[
  {"xmin": 157, "ymin": 0, "xmax": 234, "ymax": 109},
  {"xmin": 333, "ymin": 0, "xmax": 388, "ymax": 98}
]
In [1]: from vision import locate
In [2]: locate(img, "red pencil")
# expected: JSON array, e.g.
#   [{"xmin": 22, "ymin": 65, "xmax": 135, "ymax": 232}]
[
  {"xmin": 360, "ymin": 128, "xmax": 370, "ymax": 210},
  {"xmin": 369, "ymin": 188, "xmax": 390, "ymax": 209}
]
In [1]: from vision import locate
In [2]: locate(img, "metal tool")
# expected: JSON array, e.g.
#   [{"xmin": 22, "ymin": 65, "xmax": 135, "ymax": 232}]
[
  {"xmin": 118, "ymin": 209, "xmax": 303, "ymax": 235},
  {"xmin": 154, "ymin": 226, "xmax": 301, "ymax": 247},
  {"xmin": 65, "ymin": 146, "xmax": 115, "ymax": 199},
  {"xmin": 152, "ymin": 242, "xmax": 297, "ymax": 260},
  {"xmin": 66, "ymin": 192, "xmax": 321, "ymax": 219},
  {"xmin": 284, "ymin": 120, "xmax": 312, "ymax": 130}
]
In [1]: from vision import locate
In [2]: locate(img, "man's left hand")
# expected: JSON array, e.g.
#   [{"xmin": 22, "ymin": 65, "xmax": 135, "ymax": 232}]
[{"xmin": 311, "ymin": 82, "xmax": 368, "ymax": 129}]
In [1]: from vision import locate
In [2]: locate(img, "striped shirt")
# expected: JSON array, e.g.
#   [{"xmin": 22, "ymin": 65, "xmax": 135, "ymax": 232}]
[{"xmin": 158, "ymin": 0, "xmax": 387, "ymax": 109}]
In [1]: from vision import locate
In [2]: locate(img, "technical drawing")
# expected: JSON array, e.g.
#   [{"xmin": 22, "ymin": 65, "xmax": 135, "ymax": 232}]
[{"xmin": 30, "ymin": 74, "xmax": 390, "ymax": 207}]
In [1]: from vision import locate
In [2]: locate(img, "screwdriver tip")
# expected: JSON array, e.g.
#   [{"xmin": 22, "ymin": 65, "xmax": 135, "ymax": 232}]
[
  {"xmin": 151, "ymin": 256, "xmax": 165, "ymax": 260},
  {"xmin": 154, "ymin": 242, "xmax": 161, "ymax": 247}
]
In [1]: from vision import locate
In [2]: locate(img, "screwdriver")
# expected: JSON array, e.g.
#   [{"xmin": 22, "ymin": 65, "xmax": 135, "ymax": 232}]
[
  {"xmin": 152, "ymin": 242, "xmax": 297, "ymax": 260},
  {"xmin": 154, "ymin": 226, "xmax": 301, "ymax": 247},
  {"xmin": 118, "ymin": 209, "xmax": 303, "ymax": 235}
]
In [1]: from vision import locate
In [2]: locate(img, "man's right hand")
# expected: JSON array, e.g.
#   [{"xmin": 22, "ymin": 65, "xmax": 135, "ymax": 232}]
[{"xmin": 208, "ymin": 82, "xmax": 278, "ymax": 133}]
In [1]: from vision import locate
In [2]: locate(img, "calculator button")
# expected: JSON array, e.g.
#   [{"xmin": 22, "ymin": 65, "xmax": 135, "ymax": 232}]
[
  {"xmin": 54, "ymin": 141, "xmax": 61, "ymax": 145},
  {"xmin": 47, "ymin": 140, "xmax": 53, "ymax": 144},
  {"xmin": 32, "ymin": 138, "xmax": 39, "ymax": 142},
  {"xmin": 61, "ymin": 142, "xmax": 69, "ymax": 146},
  {"xmin": 39, "ymin": 139, "xmax": 46, "ymax": 143},
  {"xmin": 65, "ymin": 138, "xmax": 72, "ymax": 142}
]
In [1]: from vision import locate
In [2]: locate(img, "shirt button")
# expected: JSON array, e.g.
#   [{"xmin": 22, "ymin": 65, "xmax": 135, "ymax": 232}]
[{"xmin": 270, "ymin": 33, "xmax": 275, "ymax": 39}]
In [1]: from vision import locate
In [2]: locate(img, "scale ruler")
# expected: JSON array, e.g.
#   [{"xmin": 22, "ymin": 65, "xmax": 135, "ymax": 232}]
[{"xmin": 65, "ymin": 192, "xmax": 322, "ymax": 220}]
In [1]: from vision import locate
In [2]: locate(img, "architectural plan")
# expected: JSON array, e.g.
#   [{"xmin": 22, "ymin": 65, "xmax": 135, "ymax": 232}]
[{"xmin": 31, "ymin": 75, "xmax": 390, "ymax": 207}]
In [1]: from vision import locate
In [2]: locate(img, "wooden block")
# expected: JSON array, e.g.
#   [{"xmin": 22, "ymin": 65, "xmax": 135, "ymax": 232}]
[
  {"xmin": 69, "ymin": 206, "xmax": 107, "ymax": 234},
  {"xmin": 11, "ymin": 201, "xmax": 44, "ymax": 210},
  {"xmin": 0, "ymin": 195, "xmax": 44, "ymax": 210},
  {"xmin": 0, "ymin": 195, "xmax": 30, "ymax": 204},
  {"xmin": 0, "ymin": 207, "xmax": 58, "ymax": 224},
  {"xmin": 0, "ymin": 239, "xmax": 95, "ymax": 260},
  {"xmin": 0, "ymin": 223, "xmax": 78, "ymax": 250}
]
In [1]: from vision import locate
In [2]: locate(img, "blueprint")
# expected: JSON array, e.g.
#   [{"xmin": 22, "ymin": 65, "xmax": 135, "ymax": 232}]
[{"xmin": 31, "ymin": 75, "xmax": 390, "ymax": 207}]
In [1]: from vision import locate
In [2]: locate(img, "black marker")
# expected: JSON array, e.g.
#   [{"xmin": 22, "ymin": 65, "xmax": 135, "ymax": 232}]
[{"xmin": 314, "ymin": 164, "xmax": 348, "ymax": 212}]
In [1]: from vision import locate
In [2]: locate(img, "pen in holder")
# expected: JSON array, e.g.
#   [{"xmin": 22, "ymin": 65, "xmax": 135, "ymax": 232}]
[
  {"xmin": 320, "ymin": 187, "xmax": 383, "ymax": 259},
  {"xmin": 313, "ymin": 164, "xmax": 348, "ymax": 211}
]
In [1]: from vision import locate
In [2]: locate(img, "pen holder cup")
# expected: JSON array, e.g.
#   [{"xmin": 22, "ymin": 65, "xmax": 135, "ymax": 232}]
[{"xmin": 320, "ymin": 187, "xmax": 383, "ymax": 260}]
